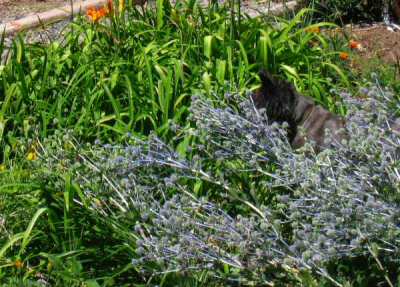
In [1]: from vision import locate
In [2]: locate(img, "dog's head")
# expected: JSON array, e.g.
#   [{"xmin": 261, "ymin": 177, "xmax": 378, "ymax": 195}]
[{"xmin": 251, "ymin": 70, "xmax": 298, "ymax": 124}]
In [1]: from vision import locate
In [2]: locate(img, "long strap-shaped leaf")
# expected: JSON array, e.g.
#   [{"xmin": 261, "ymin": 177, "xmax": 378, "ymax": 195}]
[{"xmin": 19, "ymin": 207, "xmax": 48, "ymax": 255}]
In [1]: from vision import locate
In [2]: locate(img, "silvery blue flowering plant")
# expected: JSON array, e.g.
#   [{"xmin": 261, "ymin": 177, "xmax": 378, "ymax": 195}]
[{"xmin": 36, "ymin": 80, "xmax": 400, "ymax": 285}]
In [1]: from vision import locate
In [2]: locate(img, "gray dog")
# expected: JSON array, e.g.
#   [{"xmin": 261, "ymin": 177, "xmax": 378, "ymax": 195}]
[{"xmin": 251, "ymin": 70, "xmax": 347, "ymax": 151}]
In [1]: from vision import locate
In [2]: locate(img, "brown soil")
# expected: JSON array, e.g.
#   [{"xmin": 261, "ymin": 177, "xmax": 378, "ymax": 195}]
[
  {"xmin": 351, "ymin": 25, "xmax": 400, "ymax": 65},
  {"xmin": 0, "ymin": 0, "xmax": 69, "ymax": 23}
]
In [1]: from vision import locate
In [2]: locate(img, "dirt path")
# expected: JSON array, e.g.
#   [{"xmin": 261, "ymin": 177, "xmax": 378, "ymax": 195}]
[{"xmin": 0, "ymin": 0, "xmax": 69, "ymax": 24}]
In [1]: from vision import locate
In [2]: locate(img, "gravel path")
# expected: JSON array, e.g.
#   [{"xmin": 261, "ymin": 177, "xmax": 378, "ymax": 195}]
[{"xmin": 3, "ymin": 20, "xmax": 71, "ymax": 48}]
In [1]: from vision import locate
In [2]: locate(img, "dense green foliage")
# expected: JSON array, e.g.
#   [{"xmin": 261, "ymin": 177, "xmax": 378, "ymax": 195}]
[
  {"xmin": 0, "ymin": 0, "xmax": 398, "ymax": 286},
  {"xmin": 0, "ymin": 2, "xmax": 348, "ymax": 151}
]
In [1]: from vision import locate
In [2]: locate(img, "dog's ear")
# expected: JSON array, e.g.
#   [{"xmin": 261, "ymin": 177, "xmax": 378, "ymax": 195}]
[{"xmin": 259, "ymin": 69, "xmax": 278, "ymax": 93}]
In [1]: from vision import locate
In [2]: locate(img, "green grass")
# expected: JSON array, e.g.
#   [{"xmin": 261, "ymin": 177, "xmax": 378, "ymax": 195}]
[{"xmin": 0, "ymin": 0, "xmax": 385, "ymax": 285}]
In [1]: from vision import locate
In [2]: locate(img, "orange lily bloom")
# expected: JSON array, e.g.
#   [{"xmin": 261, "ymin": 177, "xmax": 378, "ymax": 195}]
[
  {"xmin": 87, "ymin": 6, "xmax": 98, "ymax": 21},
  {"xmin": 349, "ymin": 40, "xmax": 362, "ymax": 50},
  {"xmin": 98, "ymin": 6, "xmax": 109, "ymax": 17},
  {"xmin": 339, "ymin": 52, "xmax": 349, "ymax": 60},
  {"xmin": 87, "ymin": 5, "xmax": 110, "ymax": 22}
]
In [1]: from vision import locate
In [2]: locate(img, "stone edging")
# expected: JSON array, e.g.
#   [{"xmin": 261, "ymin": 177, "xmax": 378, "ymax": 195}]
[
  {"xmin": 242, "ymin": 1, "xmax": 297, "ymax": 18},
  {"xmin": 0, "ymin": 0, "xmax": 108, "ymax": 36}
]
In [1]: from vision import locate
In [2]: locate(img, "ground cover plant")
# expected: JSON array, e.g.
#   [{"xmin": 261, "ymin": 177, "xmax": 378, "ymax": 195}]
[
  {"xmin": 4, "ymin": 76, "xmax": 399, "ymax": 286},
  {"xmin": 0, "ymin": 0, "xmax": 399, "ymax": 286}
]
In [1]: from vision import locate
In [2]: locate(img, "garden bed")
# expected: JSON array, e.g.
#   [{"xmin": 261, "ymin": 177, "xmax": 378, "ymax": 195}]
[
  {"xmin": 351, "ymin": 24, "xmax": 400, "ymax": 64},
  {"xmin": 0, "ymin": 1, "xmax": 399, "ymax": 286}
]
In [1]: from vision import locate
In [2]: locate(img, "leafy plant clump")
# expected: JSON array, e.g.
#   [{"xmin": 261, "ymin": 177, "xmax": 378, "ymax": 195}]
[
  {"xmin": 0, "ymin": 2, "xmax": 349, "ymax": 158},
  {"xmin": 13, "ymin": 78, "xmax": 398, "ymax": 286}
]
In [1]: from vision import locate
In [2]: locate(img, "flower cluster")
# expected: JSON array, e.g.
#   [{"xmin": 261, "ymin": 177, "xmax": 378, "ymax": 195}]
[
  {"xmin": 87, "ymin": 5, "xmax": 110, "ymax": 22},
  {"xmin": 339, "ymin": 40, "xmax": 363, "ymax": 61}
]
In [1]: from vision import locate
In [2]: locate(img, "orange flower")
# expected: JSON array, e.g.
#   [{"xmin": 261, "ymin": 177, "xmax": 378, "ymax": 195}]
[
  {"xmin": 349, "ymin": 40, "xmax": 362, "ymax": 50},
  {"xmin": 339, "ymin": 52, "xmax": 349, "ymax": 60},
  {"xmin": 98, "ymin": 6, "xmax": 109, "ymax": 17},
  {"xmin": 87, "ymin": 5, "xmax": 109, "ymax": 22},
  {"xmin": 87, "ymin": 6, "xmax": 98, "ymax": 20}
]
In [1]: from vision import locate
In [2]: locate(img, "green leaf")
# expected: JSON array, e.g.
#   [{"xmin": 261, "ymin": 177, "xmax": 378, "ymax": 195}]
[
  {"xmin": 85, "ymin": 280, "xmax": 101, "ymax": 287},
  {"xmin": 20, "ymin": 208, "xmax": 47, "ymax": 255},
  {"xmin": 216, "ymin": 59, "xmax": 226, "ymax": 85},
  {"xmin": 204, "ymin": 35, "xmax": 213, "ymax": 59},
  {"xmin": 0, "ymin": 233, "xmax": 24, "ymax": 259},
  {"xmin": 156, "ymin": 0, "xmax": 165, "ymax": 29},
  {"xmin": 323, "ymin": 61, "xmax": 350, "ymax": 88},
  {"xmin": 280, "ymin": 64, "xmax": 299, "ymax": 80},
  {"xmin": 194, "ymin": 179, "xmax": 202, "ymax": 195},
  {"xmin": 202, "ymin": 72, "xmax": 212, "ymax": 95}
]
